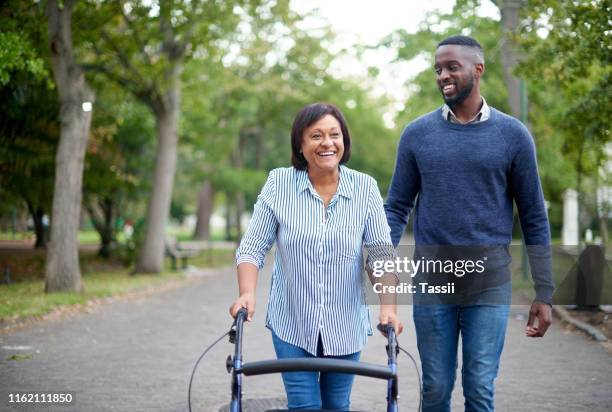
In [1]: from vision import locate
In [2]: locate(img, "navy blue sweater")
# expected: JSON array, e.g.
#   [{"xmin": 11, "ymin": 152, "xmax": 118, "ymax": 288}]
[{"xmin": 384, "ymin": 107, "xmax": 555, "ymax": 304}]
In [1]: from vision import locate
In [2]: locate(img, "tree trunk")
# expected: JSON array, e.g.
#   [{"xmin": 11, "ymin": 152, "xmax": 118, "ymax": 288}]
[
  {"xmin": 594, "ymin": 154, "xmax": 609, "ymax": 246},
  {"xmin": 194, "ymin": 179, "xmax": 213, "ymax": 241},
  {"xmin": 45, "ymin": 0, "xmax": 94, "ymax": 293},
  {"xmin": 135, "ymin": 64, "xmax": 182, "ymax": 274},
  {"xmin": 26, "ymin": 201, "xmax": 46, "ymax": 249},
  {"xmin": 86, "ymin": 197, "xmax": 116, "ymax": 258},
  {"xmin": 234, "ymin": 131, "xmax": 246, "ymax": 241},
  {"xmin": 598, "ymin": 216, "xmax": 609, "ymax": 245},
  {"xmin": 225, "ymin": 199, "xmax": 232, "ymax": 241},
  {"xmin": 254, "ymin": 127, "xmax": 264, "ymax": 169},
  {"xmin": 16, "ymin": 209, "xmax": 29, "ymax": 232},
  {"xmin": 99, "ymin": 198, "xmax": 115, "ymax": 257},
  {"xmin": 499, "ymin": 0, "xmax": 522, "ymax": 119},
  {"xmin": 235, "ymin": 192, "xmax": 244, "ymax": 241}
]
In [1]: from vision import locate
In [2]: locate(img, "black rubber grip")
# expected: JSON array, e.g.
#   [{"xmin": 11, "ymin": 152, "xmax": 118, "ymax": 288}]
[
  {"xmin": 236, "ymin": 307, "xmax": 248, "ymax": 320},
  {"xmin": 238, "ymin": 358, "xmax": 395, "ymax": 380}
]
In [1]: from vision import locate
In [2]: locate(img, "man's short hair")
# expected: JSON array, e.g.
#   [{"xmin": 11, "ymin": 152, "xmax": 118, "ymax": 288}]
[{"xmin": 438, "ymin": 35, "xmax": 484, "ymax": 63}]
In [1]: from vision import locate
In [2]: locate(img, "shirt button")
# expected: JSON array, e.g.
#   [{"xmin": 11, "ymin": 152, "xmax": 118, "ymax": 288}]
[{"xmin": 318, "ymin": 283, "xmax": 323, "ymax": 288}]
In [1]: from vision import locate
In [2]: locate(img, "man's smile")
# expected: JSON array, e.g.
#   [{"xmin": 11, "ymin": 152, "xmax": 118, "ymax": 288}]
[{"xmin": 442, "ymin": 83, "xmax": 456, "ymax": 94}]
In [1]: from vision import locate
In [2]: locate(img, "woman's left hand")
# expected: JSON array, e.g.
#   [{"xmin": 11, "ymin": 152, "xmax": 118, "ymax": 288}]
[{"xmin": 379, "ymin": 305, "xmax": 404, "ymax": 336}]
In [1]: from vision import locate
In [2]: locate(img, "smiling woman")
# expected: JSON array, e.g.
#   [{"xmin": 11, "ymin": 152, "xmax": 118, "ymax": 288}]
[
  {"xmin": 300, "ymin": 115, "xmax": 344, "ymax": 176},
  {"xmin": 290, "ymin": 103, "xmax": 352, "ymax": 207},
  {"xmin": 290, "ymin": 103, "xmax": 351, "ymax": 171},
  {"xmin": 229, "ymin": 102, "xmax": 402, "ymax": 411}
]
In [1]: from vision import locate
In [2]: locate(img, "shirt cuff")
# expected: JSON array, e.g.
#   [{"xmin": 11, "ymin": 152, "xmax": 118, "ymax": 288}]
[{"xmin": 236, "ymin": 254, "xmax": 262, "ymax": 269}]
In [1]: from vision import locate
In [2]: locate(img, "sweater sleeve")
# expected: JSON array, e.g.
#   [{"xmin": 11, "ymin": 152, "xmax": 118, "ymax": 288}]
[
  {"xmin": 384, "ymin": 126, "xmax": 421, "ymax": 247},
  {"xmin": 508, "ymin": 125, "xmax": 555, "ymax": 304}
]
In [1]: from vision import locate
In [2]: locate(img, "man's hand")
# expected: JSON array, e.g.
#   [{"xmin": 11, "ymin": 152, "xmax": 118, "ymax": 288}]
[
  {"xmin": 229, "ymin": 292, "xmax": 256, "ymax": 321},
  {"xmin": 379, "ymin": 305, "xmax": 404, "ymax": 336},
  {"xmin": 525, "ymin": 301, "xmax": 552, "ymax": 338}
]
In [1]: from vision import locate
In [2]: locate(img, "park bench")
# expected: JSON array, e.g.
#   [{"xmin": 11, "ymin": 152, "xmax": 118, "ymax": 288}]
[{"xmin": 165, "ymin": 237, "xmax": 199, "ymax": 270}]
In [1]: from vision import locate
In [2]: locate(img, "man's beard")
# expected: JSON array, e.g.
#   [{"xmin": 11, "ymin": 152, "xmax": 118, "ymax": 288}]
[{"xmin": 443, "ymin": 76, "xmax": 474, "ymax": 107}]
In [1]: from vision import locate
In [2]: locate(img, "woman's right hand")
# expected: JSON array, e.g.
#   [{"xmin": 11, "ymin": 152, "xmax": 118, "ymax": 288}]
[{"xmin": 229, "ymin": 292, "xmax": 256, "ymax": 321}]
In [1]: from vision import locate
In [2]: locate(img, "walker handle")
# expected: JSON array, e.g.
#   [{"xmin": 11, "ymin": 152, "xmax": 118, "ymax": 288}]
[
  {"xmin": 377, "ymin": 323, "xmax": 399, "ymax": 361},
  {"xmin": 229, "ymin": 308, "xmax": 248, "ymax": 344}
]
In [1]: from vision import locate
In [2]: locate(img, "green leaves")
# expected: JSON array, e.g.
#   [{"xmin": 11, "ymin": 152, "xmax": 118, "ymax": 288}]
[
  {"xmin": 516, "ymin": 0, "xmax": 611, "ymax": 176},
  {"xmin": 213, "ymin": 168, "xmax": 267, "ymax": 196},
  {"xmin": 0, "ymin": 0, "xmax": 51, "ymax": 88},
  {"xmin": 0, "ymin": 32, "xmax": 48, "ymax": 86}
]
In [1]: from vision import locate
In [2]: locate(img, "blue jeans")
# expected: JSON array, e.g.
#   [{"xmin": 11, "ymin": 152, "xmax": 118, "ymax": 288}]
[
  {"xmin": 271, "ymin": 330, "xmax": 360, "ymax": 410},
  {"xmin": 413, "ymin": 282, "xmax": 511, "ymax": 412}
]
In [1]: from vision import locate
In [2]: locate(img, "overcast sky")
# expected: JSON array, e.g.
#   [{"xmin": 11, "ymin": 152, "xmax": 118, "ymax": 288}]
[{"xmin": 292, "ymin": 0, "xmax": 459, "ymax": 44}]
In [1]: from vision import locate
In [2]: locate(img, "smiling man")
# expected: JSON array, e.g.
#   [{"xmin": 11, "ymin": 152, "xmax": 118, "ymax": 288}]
[{"xmin": 384, "ymin": 35, "xmax": 555, "ymax": 412}]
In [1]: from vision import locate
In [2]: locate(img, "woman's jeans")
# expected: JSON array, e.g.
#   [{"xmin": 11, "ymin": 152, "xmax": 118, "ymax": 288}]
[
  {"xmin": 271, "ymin": 329, "xmax": 360, "ymax": 410},
  {"xmin": 413, "ymin": 282, "xmax": 511, "ymax": 412}
]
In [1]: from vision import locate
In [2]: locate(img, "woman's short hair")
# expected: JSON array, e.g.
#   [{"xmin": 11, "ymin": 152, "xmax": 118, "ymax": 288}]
[{"xmin": 290, "ymin": 102, "xmax": 352, "ymax": 170}]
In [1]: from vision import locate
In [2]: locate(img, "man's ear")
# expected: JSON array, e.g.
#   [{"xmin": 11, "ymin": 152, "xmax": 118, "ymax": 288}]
[{"xmin": 474, "ymin": 62, "xmax": 485, "ymax": 79}]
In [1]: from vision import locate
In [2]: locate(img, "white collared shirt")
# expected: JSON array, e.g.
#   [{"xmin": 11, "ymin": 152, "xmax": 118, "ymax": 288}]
[{"xmin": 442, "ymin": 97, "xmax": 491, "ymax": 124}]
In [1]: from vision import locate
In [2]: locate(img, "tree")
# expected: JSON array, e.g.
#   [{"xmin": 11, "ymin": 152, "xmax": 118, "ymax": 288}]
[
  {"xmin": 193, "ymin": 180, "xmax": 213, "ymax": 240},
  {"xmin": 493, "ymin": 0, "xmax": 524, "ymax": 119},
  {"xmin": 0, "ymin": 73, "xmax": 57, "ymax": 249},
  {"xmin": 175, "ymin": 3, "xmax": 398, "ymax": 241},
  {"xmin": 516, "ymin": 0, "xmax": 611, "ymax": 162},
  {"xmin": 45, "ymin": 0, "xmax": 95, "ymax": 292},
  {"xmin": 83, "ymin": 86, "xmax": 144, "ymax": 258},
  {"xmin": 77, "ymin": 0, "xmax": 263, "ymax": 273},
  {"xmin": 178, "ymin": 4, "xmax": 303, "ymax": 241},
  {"xmin": 0, "ymin": 28, "xmax": 47, "ymax": 86},
  {"xmin": 515, "ymin": 0, "xmax": 611, "ymax": 240},
  {"xmin": 0, "ymin": 1, "xmax": 55, "ymax": 249},
  {"xmin": 75, "ymin": 62, "xmax": 157, "ymax": 259}
]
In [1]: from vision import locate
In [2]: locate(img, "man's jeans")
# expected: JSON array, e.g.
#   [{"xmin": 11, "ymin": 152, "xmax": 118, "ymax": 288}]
[
  {"xmin": 271, "ymin": 329, "xmax": 360, "ymax": 410},
  {"xmin": 413, "ymin": 282, "xmax": 511, "ymax": 412}
]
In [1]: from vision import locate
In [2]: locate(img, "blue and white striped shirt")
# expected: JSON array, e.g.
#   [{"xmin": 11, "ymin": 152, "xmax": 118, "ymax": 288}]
[{"xmin": 236, "ymin": 166, "xmax": 394, "ymax": 356}]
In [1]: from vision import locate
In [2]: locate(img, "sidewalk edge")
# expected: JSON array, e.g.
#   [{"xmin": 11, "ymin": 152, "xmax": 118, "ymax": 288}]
[{"xmin": 553, "ymin": 306, "xmax": 608, "ymax": 342}]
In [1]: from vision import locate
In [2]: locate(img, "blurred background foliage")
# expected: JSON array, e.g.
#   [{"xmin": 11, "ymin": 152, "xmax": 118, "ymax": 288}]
[{"xmin": 0, "ymin": 0, "xmax": 610, "ymax": 263}]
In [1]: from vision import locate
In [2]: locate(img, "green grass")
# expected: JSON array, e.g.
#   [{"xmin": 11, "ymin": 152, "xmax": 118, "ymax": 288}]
[
  {"xmin": 167, "ymin": 226, "xmax": 238, "ymax": 242},
  {"xmin": 2, "ymin": 227, "xmax": 237, "ymax": 244},
  {"xmin": 7, "ymin": 354, "xmax": 33, "ymax": 361},
  {"xmin": 0, "ymin": 270, "xmax": 184, "ymax": 322},
  {"xmin": 77, "ymin": 230, "xmax": 102, "ymax": 245},
  {"xmin": 1, "ymin": 230, "xmax": 112, "ymax": 245},
  {"xmin": 188, "ymin": 248, "xmax": 235, "ymax": 269},
  {"xmin": 0, "ymin": 231, "xmax": 36, "ymax": 241},
  {"xmin": 0, "ymin": 247, "xmax": 235, "ymax": 322},
  {"xmin": 166, "ymin": 226, "xmax": 192, "ymax": 241}
]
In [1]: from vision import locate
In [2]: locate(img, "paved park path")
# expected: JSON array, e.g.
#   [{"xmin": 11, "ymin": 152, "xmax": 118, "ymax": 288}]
[{"xmin": 1, "ymin": 259, "xmax": 611, "ymax": 412}]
